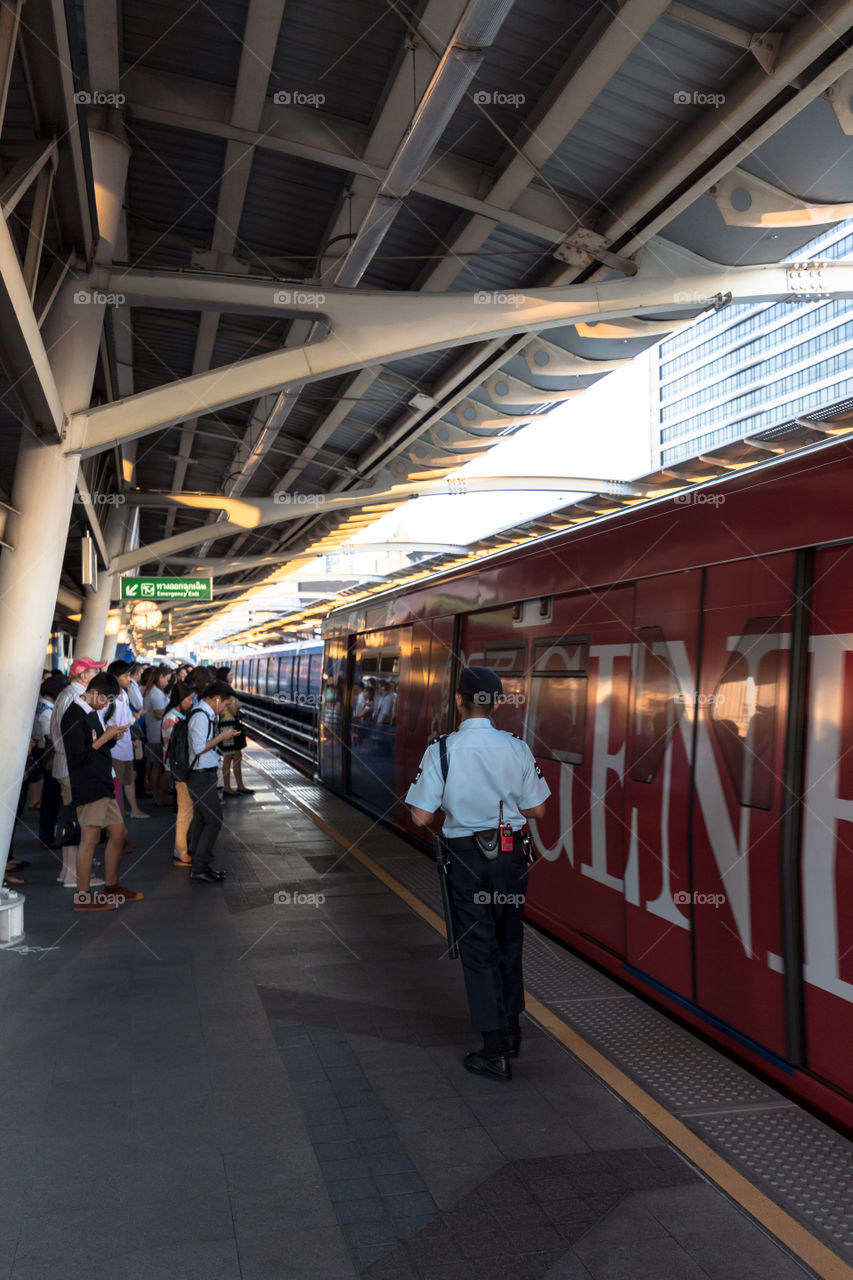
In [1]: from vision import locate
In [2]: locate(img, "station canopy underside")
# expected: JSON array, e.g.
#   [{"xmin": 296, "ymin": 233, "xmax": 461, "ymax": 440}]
[{"xmin": 2, "ymin": 0, "xmax": 853, "ymax": 644}]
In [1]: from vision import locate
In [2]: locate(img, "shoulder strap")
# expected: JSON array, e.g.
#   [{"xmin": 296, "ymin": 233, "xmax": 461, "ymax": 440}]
[
  {"xmin": 186, "ymin": 704, "xmax": 214, "ymax": 766},
  {"xmin": 438, "ymin": 734, "xmax": 449, "ymax": 785}
]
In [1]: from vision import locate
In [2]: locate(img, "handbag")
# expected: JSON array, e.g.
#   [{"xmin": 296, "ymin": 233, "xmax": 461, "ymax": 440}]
[{"xmin": 54, "ymin": 804, "xmax": 81, "ymax": 847}]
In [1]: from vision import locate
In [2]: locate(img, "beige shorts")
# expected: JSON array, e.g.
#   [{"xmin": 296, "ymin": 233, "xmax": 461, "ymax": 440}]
[
  {"xmin": 77, "ymin": 796, "xmax": 124, "ymax": 830},
  {"xmin": 112, "ymin": 758, "xmax": 134, "ymax": 785},
  {"xmin": 59, "ymin": 775, "xmax": 72, "ymax": 805}
]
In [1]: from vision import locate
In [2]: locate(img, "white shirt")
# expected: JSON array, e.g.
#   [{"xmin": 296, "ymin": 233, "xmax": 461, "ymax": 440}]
[
  {"xmin": 188, "ymin": 701, "xmax": 218, "ymax": 769},
  {"xmin": 50, "ymin": 680, "xmax": 87, "ymax": 780},
  {"xmin": 143, "ymin": 686, "xmax": 168, "ymax": 744},
  {"xmin": 107, "ymin": 689, "xmax": 133, "ymax": 761},
  {"xmin": 406, "ymin": 717, "xmax": 550, "ymax": 837},
  {"xmin": 127, "ymin": 679, "xmax": 143, "ymax": 713},
  {"xmin": 33, "ymin": 697, "xmax": 54, "ymax": 747},
  {"xmin": 376, "ymin": 692, "xmax": 396, "ymax": 724}
]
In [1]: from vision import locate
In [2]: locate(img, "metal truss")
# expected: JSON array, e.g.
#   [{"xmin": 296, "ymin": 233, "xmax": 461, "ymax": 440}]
[{"xmin": 64, "ymin": 243, "xmax": 853, "ymax": 464}]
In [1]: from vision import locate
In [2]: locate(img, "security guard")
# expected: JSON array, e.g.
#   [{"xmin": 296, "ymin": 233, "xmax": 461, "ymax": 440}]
[{"xmin": 406, "ymin": 666, "xmax": 550, "ymax": 1081}]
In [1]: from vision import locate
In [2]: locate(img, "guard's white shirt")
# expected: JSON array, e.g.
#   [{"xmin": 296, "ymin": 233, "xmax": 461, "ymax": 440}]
[{"xmin": 406, "ymin": 717, "xmax": 550, "ymax": 837}]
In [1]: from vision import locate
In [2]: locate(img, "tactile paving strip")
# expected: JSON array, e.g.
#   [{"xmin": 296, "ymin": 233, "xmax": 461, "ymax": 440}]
[
  {"xmin": 246, "ymin": 750, "xmax": 853, "ymax": 1260},
  {"xmin": 694, "ymin": 1109, "xmax": 853, "ymax": 1249}
]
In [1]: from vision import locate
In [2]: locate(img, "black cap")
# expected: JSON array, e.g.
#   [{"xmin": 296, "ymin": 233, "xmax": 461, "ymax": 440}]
[{"xmin": 458, "ymin": 666, "xmax": 503, "ymax": 704}]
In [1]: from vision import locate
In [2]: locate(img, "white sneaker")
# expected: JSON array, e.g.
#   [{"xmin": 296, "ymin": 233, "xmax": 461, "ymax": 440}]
[{"xmin": 59, "ymin": 876, "xmax": 105, "ymax": 888}]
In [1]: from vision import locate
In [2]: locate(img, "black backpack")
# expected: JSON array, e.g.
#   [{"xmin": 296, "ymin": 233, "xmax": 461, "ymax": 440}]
[{"xmin": 165, "ymin": 706, "xmax": 212, "ymax": 782}]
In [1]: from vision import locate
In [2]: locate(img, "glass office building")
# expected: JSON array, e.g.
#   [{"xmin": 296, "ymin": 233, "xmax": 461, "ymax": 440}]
[{"xmin": 654, "ymin": 220, "xmax": 853, "ymax": 467}]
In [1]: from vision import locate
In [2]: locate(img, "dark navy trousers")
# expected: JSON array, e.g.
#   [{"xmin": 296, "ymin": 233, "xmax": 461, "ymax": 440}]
[{"xmin": 444, "ymin": 834, "xmax": 529, "ymax": 1033}]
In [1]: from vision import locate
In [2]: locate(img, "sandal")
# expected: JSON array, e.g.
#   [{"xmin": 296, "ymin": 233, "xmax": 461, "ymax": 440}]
[
  {"xmin": 7, "ymin": 859, "xmax": 29, "ymax": 870},
  {"xmin": 3, "ymin": 873, "xmax": 25, "ymax": 886}
]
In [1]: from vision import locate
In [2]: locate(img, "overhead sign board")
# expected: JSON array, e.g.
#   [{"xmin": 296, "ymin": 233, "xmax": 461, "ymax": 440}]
[{"xmin": 121, "ymin": 577, "xmax": 213, "ymax": 602}]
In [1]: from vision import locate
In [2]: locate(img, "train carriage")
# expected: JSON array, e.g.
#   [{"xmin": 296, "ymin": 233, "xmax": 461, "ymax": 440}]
[{"xmin": 315, "ymin": 437, "xmax": 853, "ymax": 1131}]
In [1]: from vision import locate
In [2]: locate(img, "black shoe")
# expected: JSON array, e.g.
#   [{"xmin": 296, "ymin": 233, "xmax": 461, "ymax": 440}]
[
  {"xmin": 206, "ymin": 867, "xmax": 227, "ymax": 880},
  {"xmin": 507, "ymin": 1033, "xmax": 522, "ymax": 1059},
  {"xmin": 236, "ymin": 787, "xmax": 255, "ymax": 795},
  {"xmin": 464, "ymin": 1050, "xmax": 511, "ymax": 1081},
  {"xmin": 189, "ymin": 870, "xmax": 221, "ymax": 883}
]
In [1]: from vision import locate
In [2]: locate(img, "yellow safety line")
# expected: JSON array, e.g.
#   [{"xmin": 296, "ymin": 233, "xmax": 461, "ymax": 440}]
[{"xmin": 261, "ymin": 766, "xmax": 852, "ymax": 1280}]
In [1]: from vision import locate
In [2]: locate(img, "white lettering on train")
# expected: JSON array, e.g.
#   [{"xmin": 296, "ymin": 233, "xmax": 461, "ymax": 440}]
[
  {"xmin": 802, "ymin": 633, "xmax": 853, "ymax": 1004},
  {"xmin": 582, "ymin": 644, "xmax": 630, "ymax": 893}
]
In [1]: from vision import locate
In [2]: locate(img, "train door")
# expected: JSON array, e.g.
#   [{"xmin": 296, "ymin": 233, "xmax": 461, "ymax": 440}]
[
  {"xmin": 320, "ymin": 637, "xmax": 347, "ymax": 790},
  {"xmin": 348, "ymin": 631, "xmax": 403, "ymax": 817},
  {"xmin": 623, "ymin": 571, "xmax": 702, "ymax": 998},
  {"xmin": 800, "ymin": 545, "xmax": 853, "ymax": 1096},
  {"xmin": 691, "ymin": 555, "xmax": 793, "ymax": 1056},
  {"xmin": 468, "ymin": 588, "xmax": 633, "ymax": 958},
  {"xmin": 396, "ymin": 616, "xmax": 455, "ymax": 834}
]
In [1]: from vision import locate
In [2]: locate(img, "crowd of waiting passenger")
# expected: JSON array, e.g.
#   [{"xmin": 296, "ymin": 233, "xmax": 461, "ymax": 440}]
[{"xmin": 3, "ymin": 657, "xmax": 254, "ymax": 909}]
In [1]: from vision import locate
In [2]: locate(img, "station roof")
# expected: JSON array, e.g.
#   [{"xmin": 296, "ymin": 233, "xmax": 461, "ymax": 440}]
[{"xmin": 1, "ymin": 0, "xmax": 852, "ymax": 645}]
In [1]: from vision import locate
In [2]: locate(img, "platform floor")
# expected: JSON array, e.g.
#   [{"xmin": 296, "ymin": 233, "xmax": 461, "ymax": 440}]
[{"xmin": 0, "ymin": 748, "xmax": 849, "ymax": 1280}]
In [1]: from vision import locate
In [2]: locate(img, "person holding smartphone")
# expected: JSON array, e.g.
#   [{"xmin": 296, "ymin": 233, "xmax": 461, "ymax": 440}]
[{"xmin": 60, "ymin": 672, "xmax": 144, "ymax": 912}]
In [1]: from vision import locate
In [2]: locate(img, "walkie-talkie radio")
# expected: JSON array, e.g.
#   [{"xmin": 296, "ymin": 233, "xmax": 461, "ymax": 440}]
[{"xmin": 499, "ymin": 801, "xmax": 514, "ymax": 853}]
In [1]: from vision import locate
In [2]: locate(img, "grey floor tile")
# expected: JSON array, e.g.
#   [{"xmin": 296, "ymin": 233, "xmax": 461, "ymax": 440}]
[
  {"xmin": 572, "ymin": 1235, "xmax": 712, "ymax": 1280},
  {"xmin": 125, "ymin": 1238, "xmax": 243, "ymax": 1280}
]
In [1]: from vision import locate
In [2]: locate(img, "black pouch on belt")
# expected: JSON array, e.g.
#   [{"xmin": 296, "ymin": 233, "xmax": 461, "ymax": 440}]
[{"xmin": 472, "ymin": 829, "xmax": 500, "ymax": 860}]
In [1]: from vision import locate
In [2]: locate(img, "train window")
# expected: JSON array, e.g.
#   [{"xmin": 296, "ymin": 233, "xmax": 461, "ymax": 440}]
[
  {"xmin": 305, "ymin": 655, "xmax": 318, "ymax": 708},
  {"xmin": 630, "ymin": 628, "xmax": 684, "ymax": 784},
  {"xmin": 361, "ymin": 656, "xmax": 379, "ymax": 676},
  {"xmin": 525, "ymin": 636, "xmax": 588, "ymax": 764},
  {"xmin": 483, "ymin": 644, "xmax": 524, "ymax": 674},
  {"xmin": 280, "ymin": 656, "xmax": 293, "ymax": 702},
  {"xmin": 379, "ymin": 654, "xmax": 399, "ymax": 675},
  {"xmin": 710, "ymin": 617, "xmax": 782, "ymax": 810}
]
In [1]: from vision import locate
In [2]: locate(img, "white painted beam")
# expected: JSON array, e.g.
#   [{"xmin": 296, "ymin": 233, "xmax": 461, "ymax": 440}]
[{"xmin": 111, "ymin": 474, "xmax": 647, "ymax": 570}]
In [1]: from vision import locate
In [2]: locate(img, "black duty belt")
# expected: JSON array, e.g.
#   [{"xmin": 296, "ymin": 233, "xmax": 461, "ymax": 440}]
[{"xmin": 445, "ymin": 830, "xmax": 521, "ymax": 855}]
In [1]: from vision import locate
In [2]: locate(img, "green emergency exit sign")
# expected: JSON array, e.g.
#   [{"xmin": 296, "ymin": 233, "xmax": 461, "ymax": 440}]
[{"xmin": 120, "ymin": 577, "xmax": 213, "ymax": 601}]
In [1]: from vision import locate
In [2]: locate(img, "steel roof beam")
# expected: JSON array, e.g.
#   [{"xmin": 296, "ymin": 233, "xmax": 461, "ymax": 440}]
[
  {"xmin": 218, "ymin": 0, "xmax": 513, "ymax": 565},
  {"xmin": 159, "ymin": 0, "xmax": 288, "ymax": 556},
  {"xmin": 18, "ymin": 0, "xmax": 95, "ymax": 261},
  {"xmin": 0, "ymin": 213, "xmax": 65, "ymax": 434},
  {"xmin": 122, "ymin": 68, "xmax": 572, "ymax": 244},
  {"xmin": 592, "ymin": 0, "xmax": 853, "ymax": 259},
  {"xmin": 67, "ymin": 251, "xmax": 853, "ymax": 458},
  {"xmin": 413, "ymin": 0, "xmax": 673, "ymax": 293},
  {"xmin": 111, "ymin": 474, "xmax": 646, "ymax": 570}
]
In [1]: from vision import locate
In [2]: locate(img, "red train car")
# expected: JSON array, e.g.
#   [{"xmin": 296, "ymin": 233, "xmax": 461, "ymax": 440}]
[{"xmin": 320, "ymin": 438, "xmax": 853, "ymax": 1130}]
